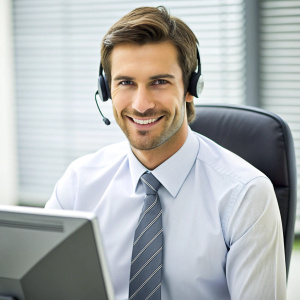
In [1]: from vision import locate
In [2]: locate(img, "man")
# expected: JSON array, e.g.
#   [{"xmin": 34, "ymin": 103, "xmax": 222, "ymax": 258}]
[{"xmin": 45, "ymin": 6, "xmax": 286, "ymax": 299}]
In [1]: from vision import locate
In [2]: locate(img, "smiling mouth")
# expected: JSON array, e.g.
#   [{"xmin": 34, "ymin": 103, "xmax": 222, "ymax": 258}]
[{"xmin": 131, "ymin": 117, "xmax": 162, "ymax": 125}]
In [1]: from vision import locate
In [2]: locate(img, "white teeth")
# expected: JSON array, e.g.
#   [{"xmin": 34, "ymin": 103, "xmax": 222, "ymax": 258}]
[{"xmin": 132, "ymin": 118, "xmax": 159, "ymax": 125}]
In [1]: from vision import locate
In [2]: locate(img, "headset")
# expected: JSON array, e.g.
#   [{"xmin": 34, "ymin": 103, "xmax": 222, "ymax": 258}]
[{"xmin": 95, "ymin": 47, "xmax": 204, "ymax": 125}]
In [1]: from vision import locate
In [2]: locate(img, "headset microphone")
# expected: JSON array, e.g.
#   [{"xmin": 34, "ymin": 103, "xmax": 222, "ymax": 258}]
[{"xmin": 94, "ymin": 91, "xmax": 111, "ymax": 125}]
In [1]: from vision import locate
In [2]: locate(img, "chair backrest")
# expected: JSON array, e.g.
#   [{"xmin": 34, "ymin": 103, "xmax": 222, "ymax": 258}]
[{"xmin": 190, "ymin": 104, "xmax": 297, "ymax": 278}]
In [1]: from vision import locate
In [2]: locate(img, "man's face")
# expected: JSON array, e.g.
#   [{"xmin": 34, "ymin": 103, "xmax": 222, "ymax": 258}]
[{"xmin": 110, "ymin": 41, "xmax": 193, "ymax": 152}]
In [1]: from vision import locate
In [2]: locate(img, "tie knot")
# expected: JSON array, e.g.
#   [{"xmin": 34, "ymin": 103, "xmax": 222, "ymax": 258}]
[{"xmin": 141, "ymin": 172, "xmax": 161, "ymax": 195}]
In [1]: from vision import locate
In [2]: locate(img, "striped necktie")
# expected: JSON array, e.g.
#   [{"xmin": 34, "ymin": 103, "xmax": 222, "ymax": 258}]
[{"xmin": 129, "ymin": 172, "xmax": 163, "ymax": 299}]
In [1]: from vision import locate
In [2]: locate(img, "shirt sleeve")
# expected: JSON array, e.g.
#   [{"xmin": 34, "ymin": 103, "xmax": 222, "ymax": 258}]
[{"xmin": 225, "ymin": 176, "xmax": 286, "ymax": 299}]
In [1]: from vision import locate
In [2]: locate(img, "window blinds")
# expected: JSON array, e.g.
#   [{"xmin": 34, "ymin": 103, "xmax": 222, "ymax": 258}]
[
  {"xmin": 12, "ymin": 0, "xmax": 246, "ymax": 206},
  {"xmin": 259, "ymin": 0, "xmax": 300, "ymax": 230}
]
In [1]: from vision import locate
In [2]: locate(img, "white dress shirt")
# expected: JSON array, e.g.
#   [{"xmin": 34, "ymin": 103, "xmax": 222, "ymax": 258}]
[{"xmin": 45, "ymin": 128, "xmax": 286, "ymax": 299}]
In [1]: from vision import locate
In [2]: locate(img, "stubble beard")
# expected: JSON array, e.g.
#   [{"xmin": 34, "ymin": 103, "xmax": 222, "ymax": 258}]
[{"xmin": 114, "ymin": 102, "xmax": 186, "ymax": 151}]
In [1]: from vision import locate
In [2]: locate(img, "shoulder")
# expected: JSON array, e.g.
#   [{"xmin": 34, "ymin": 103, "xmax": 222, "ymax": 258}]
[
  {"xmin": 192, "ymin": 132, "xmax": 278, "ymax": 237},
  {"xmin": 46, "ymin": 140, "xmax": 130, "ymax": 210},
  {"xmin": 191, "ymin": 130, "xmax": 266, "ymax": 184},
  {"xmin": 69, "ymin": 140, "xmax": 130, "ymax": 171}
]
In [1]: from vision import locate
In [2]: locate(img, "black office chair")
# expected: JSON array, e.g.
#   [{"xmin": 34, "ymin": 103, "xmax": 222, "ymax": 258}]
[{"xmin": 190, "ymin": 104, "xmax": 297, "ymax": 279}]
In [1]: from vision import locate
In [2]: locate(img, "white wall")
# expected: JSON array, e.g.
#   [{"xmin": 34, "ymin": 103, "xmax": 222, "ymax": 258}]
[{"xmin": 0, "ymin": 0, "xmax": 18, "ymax": 205}]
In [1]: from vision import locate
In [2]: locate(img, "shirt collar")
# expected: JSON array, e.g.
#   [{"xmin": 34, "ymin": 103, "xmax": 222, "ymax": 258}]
[{"xmin": 128, "ymin": 127, "xmax": 199, "ymax": 198}]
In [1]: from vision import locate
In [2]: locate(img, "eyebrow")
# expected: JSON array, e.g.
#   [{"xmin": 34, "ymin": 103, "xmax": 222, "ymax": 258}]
[
  {"xmin": 114, "ymin": 75, "xmax": 134, "ymax": 81},
  {"xmin": 113, "ymin": 74, "xmax": 175, "ymax": 81},
  {"xmin": 149, "ymin": 74, "xmax": 175, "ymax": 80}
]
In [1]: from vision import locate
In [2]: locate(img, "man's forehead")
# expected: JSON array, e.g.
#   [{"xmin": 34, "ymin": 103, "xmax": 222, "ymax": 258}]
[{"xmin": 110, "ymin": 42, "xmax": 181, "ymax": 77}]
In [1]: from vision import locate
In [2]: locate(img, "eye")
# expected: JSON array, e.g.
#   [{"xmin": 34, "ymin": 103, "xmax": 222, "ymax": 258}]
[
  {"xmin": 152, "ymin": 79, "xmax": 168, "ymax": 85},
  {"xmin": 119, "ymin": 81, "xmax": 134, "ymax": 86}
]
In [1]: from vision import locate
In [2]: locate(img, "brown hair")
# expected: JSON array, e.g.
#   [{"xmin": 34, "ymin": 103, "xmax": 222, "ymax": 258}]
[{"xmin": 101, "ymin": 6, "xmax": 198, "ymax": 123}]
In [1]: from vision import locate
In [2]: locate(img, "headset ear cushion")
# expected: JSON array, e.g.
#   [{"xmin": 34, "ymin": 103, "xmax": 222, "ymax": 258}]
[
  {"xmin": 98, "ymin": 75, "xmax": 111, "ymax": 102},
  {"xmin": 103, "ymin": 74, "xmax": 111, "ymax": 100},
  {"xmin": 188, "ymin": 72, "xmax": 204, "ymax": 98}
]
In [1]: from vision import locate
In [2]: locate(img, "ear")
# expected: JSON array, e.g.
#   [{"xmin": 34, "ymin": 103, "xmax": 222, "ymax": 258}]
[{"xmin": 185, "ymin": 92, "xmax": 194, "ymax": 103}]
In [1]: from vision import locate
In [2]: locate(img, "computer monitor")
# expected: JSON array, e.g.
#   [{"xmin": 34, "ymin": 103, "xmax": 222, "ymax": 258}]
[{"xmin": 0, "ymin": 205, "xmax": 114, "ymax": 300}]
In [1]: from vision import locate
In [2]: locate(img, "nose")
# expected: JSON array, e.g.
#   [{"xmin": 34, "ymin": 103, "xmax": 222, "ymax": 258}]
[{"xmin": 131, "ymin": 86, "xmax": 155, "ymax": 113}]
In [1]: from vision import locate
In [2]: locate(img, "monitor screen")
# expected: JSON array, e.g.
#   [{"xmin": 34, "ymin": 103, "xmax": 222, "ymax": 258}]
[{"xmin": 0, "ymin": 205, "xmax": 114, "ymax": 300}]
